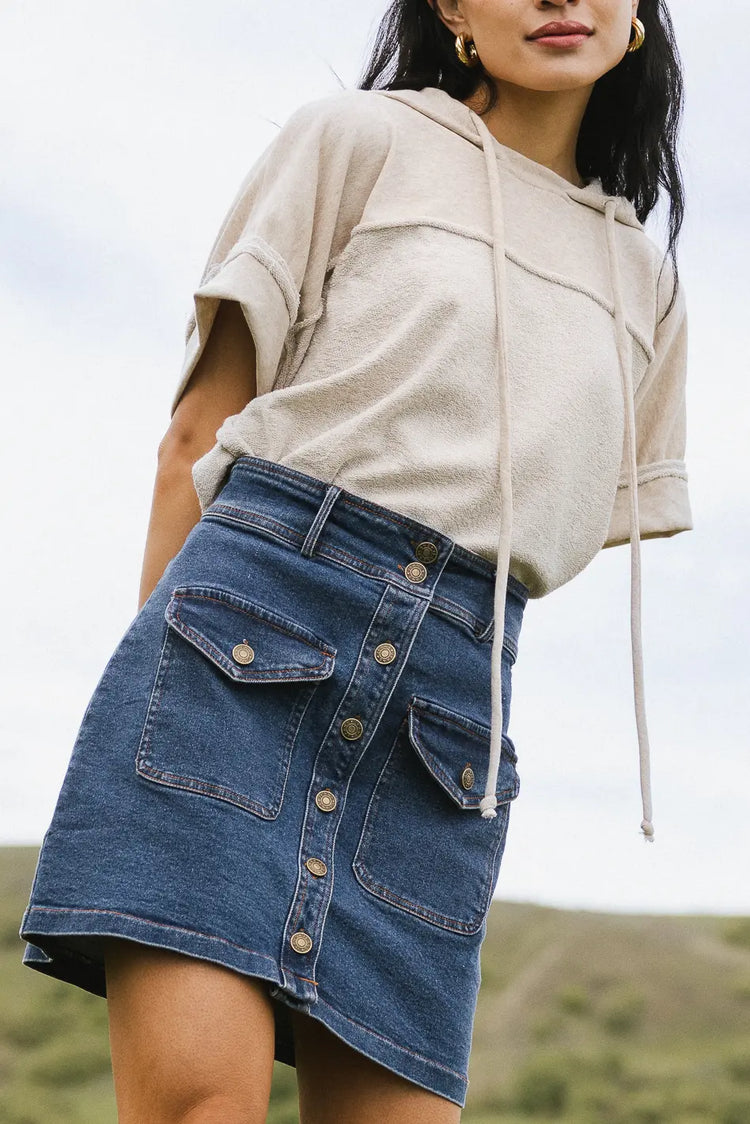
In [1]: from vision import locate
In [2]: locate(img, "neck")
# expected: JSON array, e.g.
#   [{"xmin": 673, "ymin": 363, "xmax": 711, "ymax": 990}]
[{"xmin": 462, "ymin": 81, "xmax": 594, "ymax": 188}]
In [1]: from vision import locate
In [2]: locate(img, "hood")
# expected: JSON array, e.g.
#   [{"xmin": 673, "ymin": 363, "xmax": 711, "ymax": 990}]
[{"xmin": 376, "ymin": 85, "xmax": 656, "ymax": 843}]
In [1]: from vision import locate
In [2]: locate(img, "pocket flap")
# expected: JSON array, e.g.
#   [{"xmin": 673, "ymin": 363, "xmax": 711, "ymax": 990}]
[
  {"xmin": 164, "ymin": 585, "xmax": 336, "ymax": 684},
  {"xmin": 407, "ymin": 695, "xmax": 520, "ymax": 810}
]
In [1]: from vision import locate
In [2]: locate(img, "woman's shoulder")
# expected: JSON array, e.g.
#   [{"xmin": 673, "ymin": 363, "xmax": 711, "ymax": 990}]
[{"xmin": 277, "ymin": 87, "xmax": 397, "ymax": 154}]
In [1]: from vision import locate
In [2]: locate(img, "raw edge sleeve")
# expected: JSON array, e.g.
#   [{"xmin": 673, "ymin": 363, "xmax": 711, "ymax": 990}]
[{"xmin": 169, "ymin": 91, "xmax": 383, "ymax": 419}]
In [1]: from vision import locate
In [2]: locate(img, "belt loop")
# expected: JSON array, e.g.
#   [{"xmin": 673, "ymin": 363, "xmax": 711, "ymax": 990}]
[{"xmin": 301, "ymin": 484, "xmax": 342, "ymax": 557}]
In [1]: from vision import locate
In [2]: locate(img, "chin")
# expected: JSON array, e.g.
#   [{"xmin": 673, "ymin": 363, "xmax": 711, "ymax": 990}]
[{"xmin": 518, "ymin": 62, "xmax": 604, "ymax": 91}]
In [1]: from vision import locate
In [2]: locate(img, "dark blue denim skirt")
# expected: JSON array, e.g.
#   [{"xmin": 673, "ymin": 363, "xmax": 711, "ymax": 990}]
[{"xmin": 19, "ymin": 455, "xmax": 529, "ymax": 1108}]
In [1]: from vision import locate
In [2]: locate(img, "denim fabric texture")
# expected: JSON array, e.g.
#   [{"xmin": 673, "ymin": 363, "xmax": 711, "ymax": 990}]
[{"xmin": 19, "ymin": 455, "xmax": 529, "ymax": 1107}]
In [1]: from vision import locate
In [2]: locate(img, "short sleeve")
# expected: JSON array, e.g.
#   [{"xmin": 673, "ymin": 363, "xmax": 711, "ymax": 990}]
[
  {"xmin": 603, "ymin": 261, "xmax": 693, "ymax": 547},
  {"xmin": 169, "ymin": 90, "xmax": 390, "ymax": 417}
]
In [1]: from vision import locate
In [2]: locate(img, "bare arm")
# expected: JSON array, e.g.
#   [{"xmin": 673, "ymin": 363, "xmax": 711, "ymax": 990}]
[{"xmin": 138, "ymin": 300, "xmax": 258, "ymax": 611}]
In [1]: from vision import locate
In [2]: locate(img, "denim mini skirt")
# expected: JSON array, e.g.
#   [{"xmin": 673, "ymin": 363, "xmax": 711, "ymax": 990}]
[{"xmin": 20, "ymin": 454, "xmax": 529, "ymax": 1108}]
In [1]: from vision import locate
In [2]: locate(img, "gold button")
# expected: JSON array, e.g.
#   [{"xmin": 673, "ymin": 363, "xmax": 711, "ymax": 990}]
[
  {"xmin": 415, "ymin": 541, "xmax": 439, "ymax": 564},
  {"xmin": 374, "ymin": 642, "xmax": 397, "ymax": 665},
  {"xmin": 460, "ymin": 765, "xmax": 475, "ymax": 790},
  {"xmin": 341, "ymin": 717, "xmax": 364, "ymax": 740},
  {"xmin": 290, "ymin": 930, "xmax": 313, "ymax": 954},
  {"xmin": 306, "ymin": 857, "xmax": 328, "ymax": 877},
  {"xmin": 404, "ymin": 561, "xmax": 427, "ymax": 583},
  {"xmin": 315, "ymin": 789, "xmax": 337, "ymax": 812},
  {"xmin": 231, "ymin": 642, "xmax": 255, "ymax": 664}
]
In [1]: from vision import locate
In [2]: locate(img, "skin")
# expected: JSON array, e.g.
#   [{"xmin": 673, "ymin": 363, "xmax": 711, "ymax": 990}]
[
  {"xmin": 136, "ymin": 297, "xmax": 259, "ymax": 612},
  {"xmin": 106, "ymin": 3, "xmax": 640, "ymax": 1121},
  {"xmin": 432, "ymin": 0, "xmax": 640, "ymax": 186}
]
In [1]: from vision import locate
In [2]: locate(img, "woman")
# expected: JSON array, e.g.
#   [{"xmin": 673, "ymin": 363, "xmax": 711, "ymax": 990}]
[{"xmin": 19, "ymin": 1, "xmax": 692, "ymax": 1120}]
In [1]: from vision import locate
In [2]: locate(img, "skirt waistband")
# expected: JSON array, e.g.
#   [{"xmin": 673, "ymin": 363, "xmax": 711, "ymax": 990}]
[{"xmin": 203, "ymin": 456, "xmax": 528, "ymax": 656}]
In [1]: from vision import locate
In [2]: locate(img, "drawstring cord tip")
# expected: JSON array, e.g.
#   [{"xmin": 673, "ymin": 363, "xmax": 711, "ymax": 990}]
[
  {"xmin": 640, "ymin": 818, "xmax": 655, "ymax": 842},
  {"xmin": 479, "ymin": 795, "xmax": 498, "ymax": 820}
]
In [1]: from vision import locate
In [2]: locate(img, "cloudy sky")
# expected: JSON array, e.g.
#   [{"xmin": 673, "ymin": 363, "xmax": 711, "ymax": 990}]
[{"xmin": 2, "ymin": 1, "xmax": 747, "ymax": 916}]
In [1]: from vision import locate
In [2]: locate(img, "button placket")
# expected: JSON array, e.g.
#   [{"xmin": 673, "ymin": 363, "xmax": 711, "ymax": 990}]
[
  {"xmin": 315, "ymin": 789, "xmax": 337, "ymax": 812},
  {"xmin": 340, "ymin": 717, "xmax": 364, "ymax": 740},
  {"xmin": 279, "ymin": 554, "xmax": 451, "ymax": 998},
  {"xmin": 290, "ymin": 930, "xmax": 313, "ymax": 954}
]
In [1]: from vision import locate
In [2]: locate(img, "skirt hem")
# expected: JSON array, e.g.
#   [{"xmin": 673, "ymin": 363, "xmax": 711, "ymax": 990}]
[{"xmin": 19, "ymin": 903, "xmax": 468, "ymax": 1107}]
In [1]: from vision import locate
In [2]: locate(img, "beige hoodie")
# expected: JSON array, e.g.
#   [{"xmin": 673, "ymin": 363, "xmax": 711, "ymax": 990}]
[{"xmin": 171, "ymin": 84, "xmax": 693, "ymax": 842}]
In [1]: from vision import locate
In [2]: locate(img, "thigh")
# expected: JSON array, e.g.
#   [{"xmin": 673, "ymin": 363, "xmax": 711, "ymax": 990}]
[
  {"xmin": 103, "ymin": 937, "xmax": 277, "ymax": 1124},
  {"xmin": 290, "ymin": 1009, "xmax": 462, "ymax": 1124}
]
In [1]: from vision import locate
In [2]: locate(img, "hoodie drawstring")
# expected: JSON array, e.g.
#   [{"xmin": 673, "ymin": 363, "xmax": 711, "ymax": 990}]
[
  {"xmin": 604, "ymin": 198, "xmax": 655, "ymax": 843},
  {"xmin": 469, "ymin": 112, "xmax": 655, "ymax": 842},
  {"xmin": 470, "ymin": 112, "xmax": 516, "ymax": 824}
]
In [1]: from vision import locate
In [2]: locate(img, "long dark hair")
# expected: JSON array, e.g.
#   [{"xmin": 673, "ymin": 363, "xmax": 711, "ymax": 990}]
[{"xmin": 356, "ymin": 0, "xmax": 685, "ymax": 321}]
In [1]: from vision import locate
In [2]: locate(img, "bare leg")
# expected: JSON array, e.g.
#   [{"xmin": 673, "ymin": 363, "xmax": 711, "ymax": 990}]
[
  {"xmin": 290, "ymin": 1008, "xmax": 462, "ymax": 1124},
  {"xmin": 103, "ymin": 937, "xmax": 277, "ymax": 1124}
]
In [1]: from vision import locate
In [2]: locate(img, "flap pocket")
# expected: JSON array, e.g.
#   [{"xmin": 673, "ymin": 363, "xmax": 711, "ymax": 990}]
[
  {"xmin": 164, "ymin": 585, "xmax": 336, "ymax": 684},
  {"xmin": 407, "ymin": 695, "xmax": 520, "ymax": 809}
]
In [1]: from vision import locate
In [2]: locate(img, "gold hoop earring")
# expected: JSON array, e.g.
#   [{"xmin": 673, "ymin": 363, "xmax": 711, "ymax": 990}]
[
  {"xmin": 455, "ymin": 32, "xmax": 480, "ymax": 68},
  {"xmin": 626, "ymin": 16, "xmax": 645, "ymax": 52}
]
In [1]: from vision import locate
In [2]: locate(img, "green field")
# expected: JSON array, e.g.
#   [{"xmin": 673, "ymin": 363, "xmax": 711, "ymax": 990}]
[{"xmin": 3, "ymin": 846, "xmax": 750, "ymax": 1123}]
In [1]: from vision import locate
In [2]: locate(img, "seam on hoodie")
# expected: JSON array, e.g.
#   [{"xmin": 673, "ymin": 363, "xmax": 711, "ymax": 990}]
[
  {"xmin": 503, "ymin": 251, "xmax": 654, "ymax": 361},
  {"xmin": 290, "ymin": 306, "xmax": 324, "ymax": 334},
  {"xmin": 207, "ymin": 235, "xmax": 300, "ymax": 323},
  {"xmin": 616, "ymin": 459, "xmax": 688, "ymax": 489},
  {"xmin": 343, "ymin": 220, "xmax": 653, "ymax": 363},
  {"xmin": 353, "ymin": 216, "xmax": 489, "ymax": 245},
  {"xmin": 325, "ymin": 247, "xmax": 350, "ymax": 274},
  {"xmin": 652, "ymin": 241, "xmax": 678, "ymax": 329},
  {"xmin": 273, "ymin": 302, "xmax": 326, "ymax": 391}
]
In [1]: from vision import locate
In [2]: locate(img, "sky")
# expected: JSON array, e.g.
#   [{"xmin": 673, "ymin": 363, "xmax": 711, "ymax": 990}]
[{"xmin": 2, "ymin": 1, "xmax": 748, "ymax": 916}]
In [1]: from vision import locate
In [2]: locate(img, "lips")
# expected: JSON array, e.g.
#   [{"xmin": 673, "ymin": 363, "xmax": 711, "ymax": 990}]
[{"xmin": 527, "ymin": 21, "xmax": 593, "ymax": 39}]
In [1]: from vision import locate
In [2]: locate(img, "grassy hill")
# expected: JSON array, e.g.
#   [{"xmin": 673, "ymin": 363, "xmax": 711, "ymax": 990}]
[{"xmin": 3, "ymin": 846, "xmax": 750, "ymax": 1123}]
